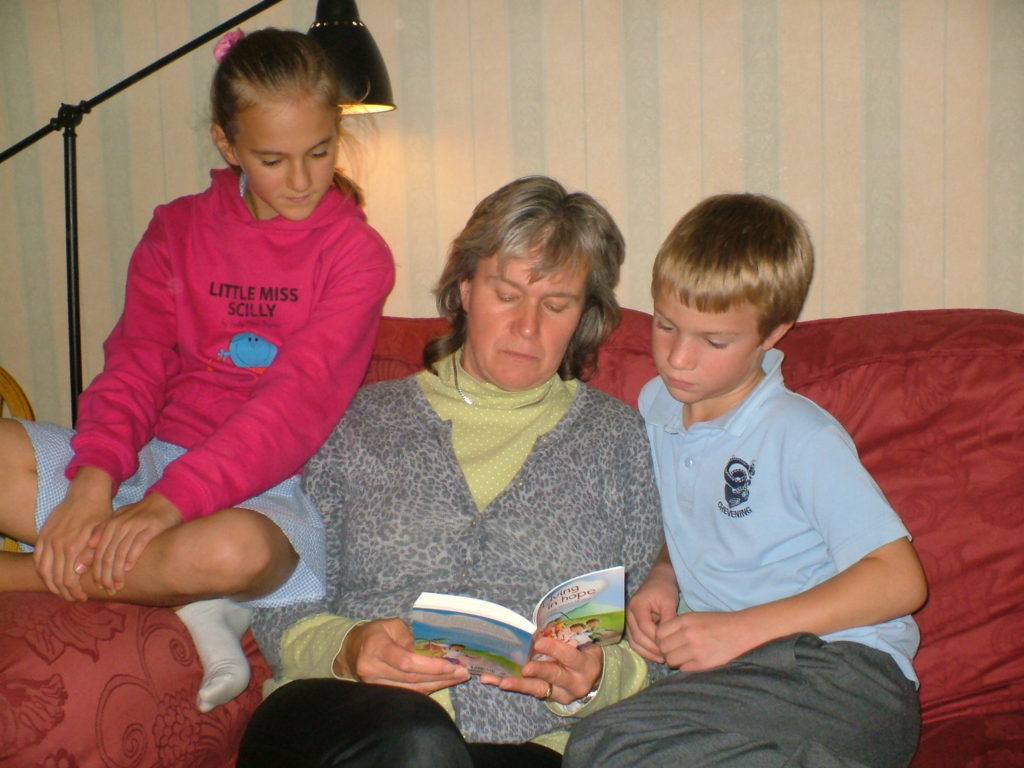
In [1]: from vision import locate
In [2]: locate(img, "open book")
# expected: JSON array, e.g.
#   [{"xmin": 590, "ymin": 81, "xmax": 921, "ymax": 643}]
[{"xmin": 410, "ymin": 565, "xmax": 624, "ymax": 678}]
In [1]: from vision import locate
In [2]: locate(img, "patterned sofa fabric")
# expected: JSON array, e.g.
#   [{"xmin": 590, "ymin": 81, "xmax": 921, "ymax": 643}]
[
  {"xmin": 774, "ymin": 309, "xmax": 1024, "ymax": 767},
  {"xmin": 0, "ymin": 593, "xmax": 270, "ymax": 767}
]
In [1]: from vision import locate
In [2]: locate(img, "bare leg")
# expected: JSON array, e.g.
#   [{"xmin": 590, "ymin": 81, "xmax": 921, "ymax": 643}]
[
  {"xmin": 124, "ymin": 511, "xmax": 298, "ymax": 712},
  {"xmin": 0, "ymin": 418, "xmax": 43, "ymax": 544},
  {"xmin": 1, "ymin": 509, "xmax": 297, "ymax": 711},
  {"xmin": 0, "ymin": 477, "xmax": 297, "ymax": 711},
  {"xmin": 0, "ymin": 417, "xmax": 299, "ymax": 710},
  {"xmin": 0, "ymin": 506, "xmax": 298, "ymax": 602},
  {"xmin": 0, "ymin": 419, "xmax": 50, "ymax": 589},
  {"xmin": 150, "ymin": 514, "xmax": 297, "ymax": 711}
]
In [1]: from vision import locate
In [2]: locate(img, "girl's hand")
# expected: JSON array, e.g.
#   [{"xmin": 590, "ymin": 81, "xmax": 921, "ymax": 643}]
[
  {"xmin": 336, "ymin": 618, "xmax": 470, "ymax": 694},
  {"xmin": 626, "ymin": 562, "xmax": 680, "ymax": 663},
  {"xmin": 481, "ymin": 635, "xmax": 603, "ymax": 705},
  {"xmin": 87, "ymin": 492, "xmax": 182, "ymax": 595},
  {"xmin": 33, "ymin": 467, "xmax": 113, "ymax": 602}
]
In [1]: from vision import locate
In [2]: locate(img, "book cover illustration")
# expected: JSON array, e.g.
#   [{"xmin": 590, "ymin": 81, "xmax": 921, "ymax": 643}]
[{"xmin": 410, "ymin": 565, "xmax": 625, "ymax": 678}]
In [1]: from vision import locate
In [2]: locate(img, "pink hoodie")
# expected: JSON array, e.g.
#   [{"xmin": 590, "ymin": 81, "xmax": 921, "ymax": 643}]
[{"xmin": 68, "ymin": 168, "xmax": 394, "ymax": 521}]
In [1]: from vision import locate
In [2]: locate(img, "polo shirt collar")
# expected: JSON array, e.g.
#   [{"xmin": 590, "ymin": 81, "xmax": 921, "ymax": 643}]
[{"xmin": 646, "ymin": 348, "xmax": 786, "ymax": 436}]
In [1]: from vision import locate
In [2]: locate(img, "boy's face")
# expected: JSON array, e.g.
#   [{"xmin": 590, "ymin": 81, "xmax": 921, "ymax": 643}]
[{"xmin": 652, "ymin": 289, "xmax": 790, "ymax": 426}]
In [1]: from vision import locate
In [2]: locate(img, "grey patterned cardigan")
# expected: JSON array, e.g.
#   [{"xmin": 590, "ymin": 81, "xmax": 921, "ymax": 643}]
[{"xmin": 252, "ymin": 374, "xmax": 663, "ymax": 746}]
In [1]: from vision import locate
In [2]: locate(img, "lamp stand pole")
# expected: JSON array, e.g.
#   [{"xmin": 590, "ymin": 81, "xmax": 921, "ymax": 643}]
[{"xmin": 0, "ymin": 0, "xmax": 283, "ymax": 425}]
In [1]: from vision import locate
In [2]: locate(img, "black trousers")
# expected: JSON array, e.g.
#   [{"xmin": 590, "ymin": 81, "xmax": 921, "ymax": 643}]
[{"xmin": 237, "ymin": 678, "xmax": 563, "ymax": 768}]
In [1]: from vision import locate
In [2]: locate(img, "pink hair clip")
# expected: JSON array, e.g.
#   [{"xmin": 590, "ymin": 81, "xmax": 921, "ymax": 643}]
[{"xmin": 214, "ymin": 29, "xmax": 245, "ymax": 63}]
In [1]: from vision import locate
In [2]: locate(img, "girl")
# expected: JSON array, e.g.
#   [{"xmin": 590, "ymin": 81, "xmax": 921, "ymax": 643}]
[{"xmin": 0, "ymin": 28, "xmax": 394, "ymax": 713}]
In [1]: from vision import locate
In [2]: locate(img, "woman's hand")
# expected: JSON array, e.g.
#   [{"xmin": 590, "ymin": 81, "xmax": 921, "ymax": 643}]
[
  {"xmin": 87, "ymin": 492, "xmax": 182, "ymax": 595},
  {"xmin": 33, "ymin": 467, "xmax": 113, "ymax": 602},
  {"xmin": 625, "ymin": 557, "xmax": 680, "ymax": 663},
  {"xmin": 481, "ymin": 635, "xmax": 603, "ymax": 705},
  {"xmin": 336, "ymin": 618, "xmax": 470, "ymax": 694}
]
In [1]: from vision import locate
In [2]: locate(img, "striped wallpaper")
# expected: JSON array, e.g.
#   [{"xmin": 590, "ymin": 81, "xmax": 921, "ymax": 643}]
[{"xmin": 1, "ymin": 0, "xmax": 1022, "ymax": 426}]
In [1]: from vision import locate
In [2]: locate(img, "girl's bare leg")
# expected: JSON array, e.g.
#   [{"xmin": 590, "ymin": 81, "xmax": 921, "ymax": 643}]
[
  {"xmin": 0, "ymin": 420, "xmax": 298, "ymax": 711},
  {"xmin": 107, "ymin": 512, "xmax": 298, "ymax": 711},
  {"xmin": 4, "ymin": 504, "xmax": 295, "ymax": 601},
  {"xmin": 0, "ymin": 418, "xmax": 43, "ymax": 546},
  {"xmin": 3, "ymin": 508, "xmax": 297, "ymax": 710},
  {"xmin": 0, "ymin": 419, "xmax": 50, "ymax": 592}
]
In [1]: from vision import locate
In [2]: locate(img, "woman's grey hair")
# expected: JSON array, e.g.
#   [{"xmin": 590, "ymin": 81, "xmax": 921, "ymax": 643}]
[{"xmin": 424, "ymin": 175, "xmax": 625, "ymax": 380}]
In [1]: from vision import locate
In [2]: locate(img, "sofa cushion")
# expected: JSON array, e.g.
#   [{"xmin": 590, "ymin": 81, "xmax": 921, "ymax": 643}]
[
  {"xmin": 910, "ymin": 713, "xmax": 1024, "ymax": 768},
  {"xmin": 0, "ymin": 592, "xmax": 270, "ymax": 767},
  {"xmin": 775, "ymin": 310, "xmax": 1024, "ymax": 758}
]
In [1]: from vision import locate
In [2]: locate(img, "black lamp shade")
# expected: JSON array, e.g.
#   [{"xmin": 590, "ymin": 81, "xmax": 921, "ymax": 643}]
[{"xmin": 308, "ymin": 0, "xmax": 395, "ymax": 113}]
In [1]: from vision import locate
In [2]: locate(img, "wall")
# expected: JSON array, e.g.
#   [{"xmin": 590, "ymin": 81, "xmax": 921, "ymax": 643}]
[{"xmin": 1, "ymin": 0, "xmax": 1021, "ymax": 426}]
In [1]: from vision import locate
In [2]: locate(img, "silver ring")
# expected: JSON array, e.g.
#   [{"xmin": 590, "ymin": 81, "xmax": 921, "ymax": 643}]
[{"xmin": 543, "ymin": 682, "xmax": 553, "ymax": 700}]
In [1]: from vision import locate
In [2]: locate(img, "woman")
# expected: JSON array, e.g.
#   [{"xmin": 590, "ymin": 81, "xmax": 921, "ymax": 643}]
[{"xmin": 237, "ymin": 176, "xmax": 662, "ymax": 768}]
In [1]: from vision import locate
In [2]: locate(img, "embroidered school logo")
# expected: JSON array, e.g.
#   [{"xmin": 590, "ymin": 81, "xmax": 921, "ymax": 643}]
[{"xmin": 718, "ymin": 457, "xmax": 755, "ymax": 518}]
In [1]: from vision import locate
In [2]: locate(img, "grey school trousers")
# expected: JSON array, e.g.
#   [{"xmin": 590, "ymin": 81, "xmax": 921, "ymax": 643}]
[{"xmin": 563, "ymin": 633, "xmax": 919, "ymax": 768}]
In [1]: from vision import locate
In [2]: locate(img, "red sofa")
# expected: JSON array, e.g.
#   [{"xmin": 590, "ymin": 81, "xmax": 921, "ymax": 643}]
[{"xmin": 2, "ymin": 307, "xmax": 1023, "ymax": 767}]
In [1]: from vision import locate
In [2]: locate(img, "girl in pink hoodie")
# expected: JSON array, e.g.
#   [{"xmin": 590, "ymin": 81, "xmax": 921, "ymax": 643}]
[{"xmin": 0, "ymin": 28, "xmax": 393, "ymax": 713}]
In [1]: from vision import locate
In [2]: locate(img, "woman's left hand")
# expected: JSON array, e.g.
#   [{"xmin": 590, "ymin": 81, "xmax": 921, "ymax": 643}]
[{"xmin": 479, "ymin": 635, "xmax": 602, "ymax": 705}]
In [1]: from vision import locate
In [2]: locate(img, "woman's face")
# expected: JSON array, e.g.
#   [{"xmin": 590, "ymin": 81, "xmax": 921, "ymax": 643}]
[{"xmin": 458, "ymin": 256, "xmax": 587, "ymax": 391}]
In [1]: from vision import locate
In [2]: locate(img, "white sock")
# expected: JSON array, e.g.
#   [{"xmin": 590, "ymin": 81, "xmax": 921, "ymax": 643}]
[{"xmin": 176, "ymin": 598, "xmax": 253, "ymax": 713}]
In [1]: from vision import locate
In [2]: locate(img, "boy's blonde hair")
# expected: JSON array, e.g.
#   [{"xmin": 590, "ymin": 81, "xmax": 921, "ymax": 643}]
[{"xmin": 653, "ymin": 193, "xmax": 814, "ymax": 339}]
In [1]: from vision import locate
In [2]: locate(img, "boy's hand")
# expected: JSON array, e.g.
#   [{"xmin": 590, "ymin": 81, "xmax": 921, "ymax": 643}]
[
  {"xmin": 337, "ymin": 618, "xmax": 470, "ymax": 694},
  {"xmin": 33, "ymin": 467, "xmax": 113, "ymax": 602},
  {"xmin": 655, "ymin": 609, "xmax": 760, "ymax": 671},
  {"xmin": 87, "ymin": 492, "xmax": 182, "ymax": 595},
  {"xmin": 482, "ymin": 635, "xmax": 603, "ymax": 705},
  {"xmin": 626, "ymin": 558, "xmax": 679, "ymax": 663}
]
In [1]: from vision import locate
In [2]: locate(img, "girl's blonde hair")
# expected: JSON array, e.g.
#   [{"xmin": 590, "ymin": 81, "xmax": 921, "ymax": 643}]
[{"xmin": 210, "ymin": 27, "xmax": 363, "ymax": 205}]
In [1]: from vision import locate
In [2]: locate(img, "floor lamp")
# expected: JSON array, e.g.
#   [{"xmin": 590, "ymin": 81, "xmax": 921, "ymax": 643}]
[{"xmin": 0, "ymin": 0, "xmax": 393, "ymax": 425}]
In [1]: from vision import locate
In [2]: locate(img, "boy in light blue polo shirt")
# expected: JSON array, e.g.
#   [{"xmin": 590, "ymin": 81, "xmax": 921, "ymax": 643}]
[{"xmin": 565, "ymin": 194, "xmax": 927, "ymax": 768}]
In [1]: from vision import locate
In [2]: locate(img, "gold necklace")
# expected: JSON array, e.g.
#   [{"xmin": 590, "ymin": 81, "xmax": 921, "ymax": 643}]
[{"xmin": 452, "ymin": 355, "xmax": 475, "ymax": 406}]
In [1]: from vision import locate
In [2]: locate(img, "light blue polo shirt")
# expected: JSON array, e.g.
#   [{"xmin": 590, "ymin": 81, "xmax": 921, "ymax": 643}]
[{"xmin": 639, "ymin": 349, "xmax": 920, "ymax": 683}]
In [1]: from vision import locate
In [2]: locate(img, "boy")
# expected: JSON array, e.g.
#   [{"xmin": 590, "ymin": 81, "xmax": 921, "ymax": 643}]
[{"xmin": 564, "ymin": 194, "xmax": 927, "ymax": 768}]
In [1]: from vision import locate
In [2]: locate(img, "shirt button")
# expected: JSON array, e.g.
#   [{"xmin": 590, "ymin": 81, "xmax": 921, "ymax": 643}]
[{"xmin": 684, "ymin": 457, "xmax": 694, "ymax": 468}]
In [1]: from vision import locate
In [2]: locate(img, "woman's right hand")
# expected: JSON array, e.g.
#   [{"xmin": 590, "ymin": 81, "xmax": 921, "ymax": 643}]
[
  {"xmin": 33, "ymin": 467, "xmax": 114, "ymax": 602},
  {"xmin": 335, "ymin": 618, "xmax": 470, "ymax": 694}
]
